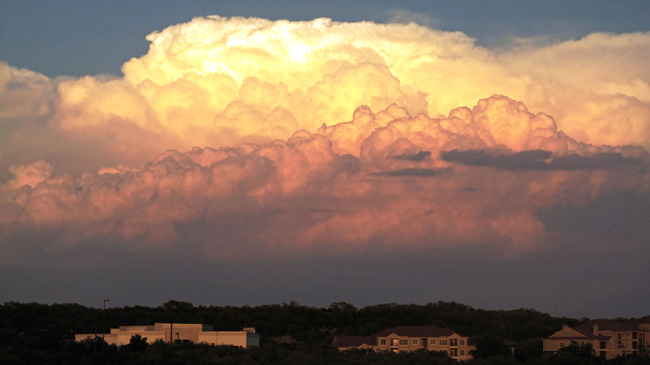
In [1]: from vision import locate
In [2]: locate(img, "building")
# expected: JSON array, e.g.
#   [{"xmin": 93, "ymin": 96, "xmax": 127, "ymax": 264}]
[
  {"xmin": 75, "ymin": 323, "xmax": 259, "ymax": 348},
  {"xmin": 630, "ymin": 315, "xmax": 650, "ymax": 332},
  {"xmin": 333, "ymin": 326, "xmax": 475, "ymax": 361},
  {"xmin": 543, "ymin": 319, "xmax": 650, "ymax": 359}
]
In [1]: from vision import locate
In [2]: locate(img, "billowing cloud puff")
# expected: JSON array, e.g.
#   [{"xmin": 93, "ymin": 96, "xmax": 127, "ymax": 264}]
[
  {"xmin": 0, "ymin": 160, "xmax": 53, "ymax": 207},
  {"xmin": 0, "ymin": 63, "xmax": 54, "ymax": 123},
  {"xmin": 1, "ymin": 95, "xmax": 647, "ymax": 262}
]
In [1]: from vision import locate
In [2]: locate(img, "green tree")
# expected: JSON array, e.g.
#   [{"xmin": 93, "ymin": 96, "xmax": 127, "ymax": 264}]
[
  {"xmin": 554, "ymin": 341, "xmax": 597, "ymax": 365},
  {"xmin": 125, "ymin": 333, "xmax": 149, "ymax": 352},
  {"xmin": 470, "ymin": 334, "xmax": 512, "ymax": 359},
  {"xmin": 513, "ymin": 339, "xmax": 543, "ymax": 363}
]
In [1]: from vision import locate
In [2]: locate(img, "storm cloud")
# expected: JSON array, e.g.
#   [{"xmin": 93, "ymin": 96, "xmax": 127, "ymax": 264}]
[
  {"xmin": 2, "ymin": 94, "xmax": 648, "ymax": 260},
  {"xmin": 1, "ymin": 15, "xmax": 649, "ymax": 317}
]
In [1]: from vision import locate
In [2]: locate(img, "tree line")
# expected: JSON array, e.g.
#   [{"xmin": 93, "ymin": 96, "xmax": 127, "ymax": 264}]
[{"xmin": 1, "ymin": 300, "xmax": 647, "ymax": 364}]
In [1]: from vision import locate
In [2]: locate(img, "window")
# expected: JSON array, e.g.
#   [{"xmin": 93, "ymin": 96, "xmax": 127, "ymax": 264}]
[
  {"xmin": 399, "ymin": 339, "xmax": 408, "ymax": 346},
  {"xmin": 460, "ymin": 339, "xmax": 465, "ymax": 346},
  {"xmin": 633, "ymin": 332, "xmax": 637, "ymax": 340},
  {"xmin": 380, "ymin": 339, "xmax": 386, "ymax": 345},
  {"xmin": 440, "ymin": 340, "xmax": 448, "ymax": 346},
  {"xmin": 611, "ymin": 353, "xmax": 616, "ymax": 358},
  {"xmin": 390, "ymin": 338, "xmax": 399, "ymax": 346},
  {"xmin": 430, "ymin": 339, "xmax": 436, "ymax": 345},
  {"xmin": 460, "ymin": 350, "xmax": 465, "ymax": 356},
  {"xmin": 627, "ymin": 333, "xmax": 630, "ymax": 338},
  {"xmin": 560, "ymin": 342, "xmax": 565, "ymax": 348},
  {"xmin": 449, "ymin": 348, "xmax": 458, "ymax": 357},
  {"xmin": 412, "ymin": 339, "xmax": 418, "ymax": 345}
]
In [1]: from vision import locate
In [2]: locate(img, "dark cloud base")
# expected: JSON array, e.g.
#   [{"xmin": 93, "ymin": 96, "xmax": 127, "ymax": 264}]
[
  {"xmin": 441, "ymin": 149, "xmax": 645, "ymax": 171},
  {"xmin": 391, "ymin": 151, "xmax": 432, "ymax": 162},
  {"xmin": 371, "ymin": 167, "xmax": 452, "ymax": 177}
]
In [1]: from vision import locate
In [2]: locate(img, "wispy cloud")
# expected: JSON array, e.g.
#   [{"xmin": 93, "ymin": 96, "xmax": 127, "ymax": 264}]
[
  {"xmin": 391, "ymin": 151, "xmax": 431, "ymax": 162},
  {"xmin": 441, "ymin": 149, "xmax": 645, "ymax": 171},
  {"xmin": 387, "ymin": 9, "xmax": 440, "ymax": 29},
  {"xmin": 372, "ymin": 167, "xmax": 450, "ymax": 177}
]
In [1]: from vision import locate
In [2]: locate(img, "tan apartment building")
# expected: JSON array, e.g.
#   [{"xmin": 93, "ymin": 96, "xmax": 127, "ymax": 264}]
[
  {"xmin": 75, "ymin": 323, "xmax": 259, "ymax": 348},
  {"xmin": 543, "ymin": 319, "xmax": 649, "ymax": 359},
  {"xmin": 333, "ymin": 326, "xmax": 475, "ymax": 361}
]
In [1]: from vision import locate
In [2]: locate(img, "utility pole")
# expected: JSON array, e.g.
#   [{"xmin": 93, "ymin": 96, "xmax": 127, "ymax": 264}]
[{"xmin": 103, "ymin": 299, "xmax": 109, "ymax": 354}]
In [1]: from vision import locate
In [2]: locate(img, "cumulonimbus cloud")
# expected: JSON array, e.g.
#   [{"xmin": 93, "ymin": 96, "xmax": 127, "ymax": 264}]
[
  {"xmin": 1, "ymin": 16, "xmax": 649, "ymax": 262},
  {"xmin": 1, "ymin": 94, "xmax": 648, "ymax": 262}
]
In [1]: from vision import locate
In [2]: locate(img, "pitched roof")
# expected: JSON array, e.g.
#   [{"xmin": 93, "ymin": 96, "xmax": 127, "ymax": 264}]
[
  {"xmin": 574, "ymin": 319, "xmax": 646, "ymax": 333},
  {"xmin": 372, "ymin": 326, "xmax": 458, "ymax": 338},
  {"xmin": 630, "ymin": 315, "xmax": 650, "ymax": 325},
  {"xmin": 554, "ymin": 335, "xmax": 611, "ymax": 341},
  {"xmin": 548, "ymin": 325, "xmax": 610, "ymax": 340},
  {"xmin": 333, "ymin": 336, "xmax": 374, "ymax": 348}
]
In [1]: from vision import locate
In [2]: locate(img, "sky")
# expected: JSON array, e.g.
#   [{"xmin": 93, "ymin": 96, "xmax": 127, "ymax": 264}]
[{"xmin": 1, "ymin": 0, "xmax": 649, "ymax": 319}]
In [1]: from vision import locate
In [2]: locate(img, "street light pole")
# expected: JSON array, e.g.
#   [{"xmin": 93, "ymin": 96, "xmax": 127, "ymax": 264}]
[{"xmin": 103, "ymin": 299, "xmax": 109, "ymax": 353}]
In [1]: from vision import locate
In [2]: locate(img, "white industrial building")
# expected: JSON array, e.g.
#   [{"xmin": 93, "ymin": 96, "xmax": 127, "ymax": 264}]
[{"xmin": 75, "ymin": 323, "xmax": 259, "ymax": 348}]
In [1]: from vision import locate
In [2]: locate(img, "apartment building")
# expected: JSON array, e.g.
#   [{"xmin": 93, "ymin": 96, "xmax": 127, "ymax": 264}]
[
  {"xmin": 543, "ymin": 319, "xmax": 649, "ymax": 359},
  {"xmin": 75, "ymin": 323, "xmax": 259, "ymax": 348},
  {"xmin": 333, "ymin": 326, "xmax": 475, "ymax": 360},
  {"xmin": 631, "ymin": 315, "xmax": 650, "ymax": 332}
]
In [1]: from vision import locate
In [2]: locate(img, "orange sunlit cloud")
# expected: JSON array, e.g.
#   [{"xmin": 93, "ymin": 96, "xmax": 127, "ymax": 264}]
[
  {"xmin": 1, "ymin": 16, "xmax": 650, "ymax": 262},
  {"xmin": 1, "ymin": 93, "xmax": 648, "ymax": 261}
]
